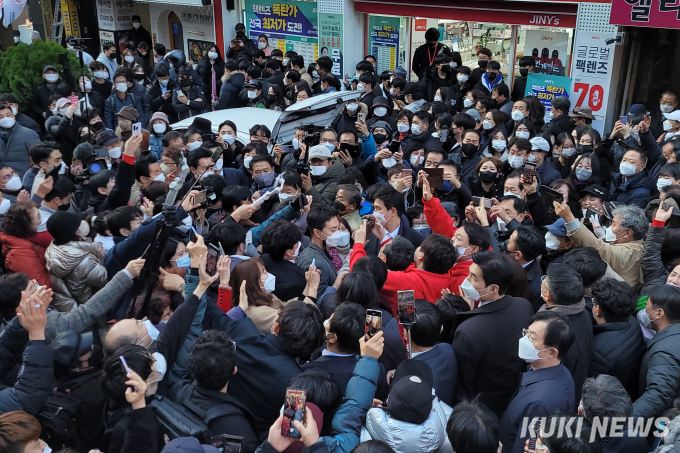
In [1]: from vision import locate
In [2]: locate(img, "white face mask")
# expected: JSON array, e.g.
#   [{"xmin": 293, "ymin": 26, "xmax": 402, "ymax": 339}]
[
  {"xmin": 292, "ymin": 138, "xmax": 301, "ymax": 150},
  {"xmin": 561, "ymin": 147, "xmax": 576, "ymax": 157},
  {"xmin": 661, "ymin": 103, "xmax": 675, "ymax": 113},
  {"xmin": 511, "ymin": 110, "xmax": 525, "ymax": 121},
  {"xmin": 143, "ymin": 320, "xmax": 161, "ymax": 341},
  {"xmin": 0, "ymin": 198, "xmax": 11, "ymax": 215},
  {"xmin": 116, "ymin": 83, "xmax": 128, "ymax": 93},
  {"xmin": 374, "ymin": 107, "xmax": 387, "ymax": 117},
  {"xmin": 58, "ymin": 162, "xmax": 66, "ymax": 174},
  {"xmin": 259, "ymin": 42, "xmax": 268, "ymax": 49},
  {"xmin": 213, "ymin": 158, "xmax": 224, "ymax": 172},
  {"xmin": 356, "ymin": 83, "xmax": 365, "ymax": 91},
  {"xmin": 491, "ymin": 140, "xmax": 506, "ymax": 151},
  {"xmin": 544, "ymin": 231, "xmax": 561, "ymax": 251},
  {"xmin": 382, "ymin": 157, "xmax": 397, "ymax": 168},
  {"xmin": 434, "ymin": 96, "xmax": 442, "ymax": 102},
  {"xmin": 324, "ymin": 230, "xmax": 350, "ymax": 247},
  {"xmin": 153, "ymin": 172, "xmax": 166, "ymax": 182},
  {"xmin": 372, "ymin": 210, "xmax": 392, "ymax": 226},
  {"xmin": 248, "ymin": 90, "xmax": 258, "ymax": 100},
  {"xmin": 460, "ymin": 277, "xmax": 489, "ymax": 302},
  {"xmin": 410, "ymin": 154, "xmax": 423, "ymax": 166},
  {"xmin": 10, "ymin": 106, "xmax": 17, "ymax": 115},
  {"xmin": 310, "ymin": 164, "xmax": 327, "ymax": 176},
  {"xmin": 13, "ymin": 37, "xmax": 19, "ymax": 43},
  {"xmin": 346, "ymin": 103, "xmax": 359, "ymax": 113},
  {"xmin": 503, "ymin": 192, "xmax": 521, "ymax": 199},
  {"xmin": 188, "ymin": 141, "xmax": 202, "ymax": 151},
  {"xmin": 60, "ymin": 107, "xmax": 70, "ymax": 116},
  {"xmin": 463, "ymin": 98, "xmax": 473, "ymax": 108},
  {"xmin": 457, "ymin": 75, "xmax": 469, "ymax": 83},
  {"xmin": 518, "ymin": 335, "xmax": 552, "ymax": 362},
  {"xmin": 244, "ymin": 156, "xmax": 253, "ymax": 169},
  {"xmin": 508, "ymin": 155, "xmax": 525, "ymax": 169},
  {"xmin": 153, "ymin": 123, "xmax": 167, "ymax": 134},
  {"xmin": 45, "ymin": 73, "xmax": 59, "ymax": 82},
  {"xmin": 664, "ymin": 120, "xmax": 674, "ymax": 132},
  {"xmin": 4, "ymin": 175, "xmax": 21, "ymax": 191},
  {"xmin": 619, "ymin": 162, "xmax": 638, "ymax": 176},
  {"xmin": 515, "ymin": 131, "xmax": 530, "ymax": 139},
  {"xmin": 125, "ymin": 56, "xmax": 135, "ymax": 63},
  {"xmin": 411, "ymin": 124, "xmax": 422, "ymax": 135},
  {"xmin": 133, "ymin": 22, "xmax": 141, "ymax": 29},
  {"xmin": 658, "ymin": 178, "xmax": 673, "ymax": 192},
  {"xmin": 482, "ymin": 120, "xmax": 493, "ymax": 130},
  {"xmin": 208, "ymin": 51, "xmax": 218, "ymax": 60},
  {"xmin": 222, "ymin": 134, "xmax": 236, "ymax": 145},
  {"xmin": 279, "ymin": 192, "xmax": 297, "ymax": 201},
  {"xmin": 604, "ymin": 226, "xmax": 622, "ymax": 243},
  {"xmin": 0, "ymin": 117, "xmax": 16, "ymax": 128},
  {"xmin": 84, "ymin": 80, "xmax": 92, "ymax": 90},
  {"xmin": 94, "ymin": 71, "xmax": 109, "ymax": 79},
  {"xmin": 108, "ymin": 146, "xmax": 122, "ymax": 158},
  {"xmin": 262, "ymin": 273, "xmax": 276, "ymax": 293},
  {"xmin": 397, "ymin": 123, "xmax": 409, "ymax": 133}
]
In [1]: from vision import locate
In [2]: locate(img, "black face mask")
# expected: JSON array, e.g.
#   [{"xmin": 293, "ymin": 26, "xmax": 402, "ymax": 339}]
[
  {"xmin": 134, "ymin": 73, "xmax": 145, "ymax": 80},
  {"xmin": 480, "ymin": 171, "xmax": 497, "ymax": 183},
  {"xmin": 180, "ymin": 78, "xmax": 192, "ymax": 87},
  {"xmin": 80, "ymin": 134, "xmax": 91, "ymax": 143},
  {"xmin": 373, "ymin": 133, "xmax": 387, "ymax": 144},
  {"xmin": 461, "ymin": 143, "xmax": 478, "ymax": 156},
  {"xmin": 478, "ymin": 60, "xmax": 488, "ymax": 69},
  {"xmin": 440, "ymin": 65, "xmax": 451, "ymax": 72},
  {"xmin": 487, "ymin": 72, "xmax": 499, "ymax": 80},
  {"xmin": 332, "ymin": 200, "xmax": 347, "ymax": 213},
  {"xmin": 91, "ymin": 121, "xmax": 104, "ymax": 132},
  {"xmin": 57, "ymin": 203, "xmax": 70, "ymax": 211},
  {"xmin": 268, "ymin": 94, "xmax": 278, "ymax": 102},
  {"xmin": 519, "ymin": 68, "xmax": 529, "ymax": 78},
  {"xmin": 236, "ymin": 30, "xmax": 245, "ymax": 37},
  {"xmin": 577, "ymin": 144, "xmax": 594, "ymax": 154}
]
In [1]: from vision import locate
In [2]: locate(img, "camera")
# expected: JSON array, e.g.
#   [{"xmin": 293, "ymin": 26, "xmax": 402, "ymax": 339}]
[
  {"xmin": 68, "ymin": 37, "xmax": 91, "ymax": 49},
  {"xmin": 193, "ymin": 185, "xmax": 218, "ymax": 209},
  {"xmin": 75, "ymin": 154, "xmax": 109, "ymax": 183}
]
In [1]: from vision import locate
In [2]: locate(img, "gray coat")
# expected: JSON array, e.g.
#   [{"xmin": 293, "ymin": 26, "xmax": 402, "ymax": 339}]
[
  {"xmin": 0, "ymin": 123, "xmax": 40, "ymax": 177},
  {"xmin": 641, "ymin": 224, "xmax": 667, "ymax": 296},
  {"xmin": 45, "ymin": 240, "xmax": 108, "ymax": 311},
  {"xmin": 633, "ymin": 323, "xmax": 680, "ymax": 419},
  {"xmin": 297, "ymin": 243, "xmax": 337, "ymax": 297}
]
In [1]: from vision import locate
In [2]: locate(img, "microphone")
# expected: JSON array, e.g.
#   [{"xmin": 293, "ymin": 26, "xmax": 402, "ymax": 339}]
[
  {"xmin": 165, "ymin": 164, "xmax": 190, "ymax": 206},
  {"xmin": 73, "ymin": 142, "xmax": 94, "ymax": 163}
]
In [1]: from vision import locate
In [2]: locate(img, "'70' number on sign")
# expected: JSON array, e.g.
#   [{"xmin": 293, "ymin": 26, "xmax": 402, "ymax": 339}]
[{"xmin": 573, "ymin": 83, "xmax": 604, "ymax": 112}]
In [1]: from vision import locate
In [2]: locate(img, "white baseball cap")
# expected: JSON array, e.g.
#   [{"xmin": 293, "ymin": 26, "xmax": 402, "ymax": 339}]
[
  {"xmin": 308, "ymin": 144, "xmax": 332, "ymax": 161},
  {"xmin": 530, "ymin": 136, "xmax": 550, "ymax": 152}
]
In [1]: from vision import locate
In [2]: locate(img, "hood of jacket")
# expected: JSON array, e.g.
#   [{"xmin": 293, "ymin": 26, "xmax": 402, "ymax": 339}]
[
  {"xmin": 341, "ymin": 102, "xmax": 368, "ymax": 116},
  {"xmin": 45, "ymin": 240, "xmax": 105, "ymax": 277},
  {"xmin": 312, "ymin": 157, "xmax": 345, "ymax": 183},
  {"xmin": 45, "ymin": 115, "xmax": 63, "ymax": 133},
  {"xmin": 224, "ymin": 71, "xmax": 246, "ymax": 88},
  {"xmin": 361, "ymin": 396, "xmax": 449, "ymax": 453}
]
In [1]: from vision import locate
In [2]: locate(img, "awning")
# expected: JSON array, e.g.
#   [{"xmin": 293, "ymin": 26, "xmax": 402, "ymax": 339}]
[{"xmin": 354, "ymin": 0, "xmax": 579, "ymax": 28}]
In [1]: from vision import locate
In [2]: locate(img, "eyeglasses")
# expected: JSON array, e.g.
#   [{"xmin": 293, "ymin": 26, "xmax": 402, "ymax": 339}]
[{"xmin": 522, "ymin": 328, "xmax": 537, "ymax": 342}]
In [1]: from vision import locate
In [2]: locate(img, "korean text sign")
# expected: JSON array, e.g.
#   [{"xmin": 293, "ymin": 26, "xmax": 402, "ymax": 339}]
[
  {"xmin": 610, "ymin": 0, "xmax": 680, "ymax": 28},
  {"xmin": 319, "ymin": 13, "xmax": 343, "ymax": 77},
  {"xmin": 245, "ymin": 0, "xmax": 318, "ymax": 41},
  {"xmin": 525, "ymin": 73, "xmax": 572, "ymax": 121},
  {"xmin": 368, "ymin": 16, "xmax": 400, "ymax": 73},
  {"xmin": 568, "ymin": 31, "xmax": 615, "ymax": 127}
]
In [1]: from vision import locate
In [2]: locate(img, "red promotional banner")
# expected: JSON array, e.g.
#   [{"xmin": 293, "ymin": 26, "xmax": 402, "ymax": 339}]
[{"xmin": 610, "ymin": 0, "xmax": 680, "ymax": 29}]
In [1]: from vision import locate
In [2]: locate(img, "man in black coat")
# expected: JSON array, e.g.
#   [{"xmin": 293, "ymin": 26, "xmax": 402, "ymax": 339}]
[
  {"xmin": 127, "ymin": 16, "xmax": 152, "ymax": 50},
  {"xmin": 203, "ymin": 298, "xmax": 325, "ymax": 438},
  {"xmin": 544, "ymin": 96, "xmax": 574, "ymax": 138},
  {"xmin": 506, "ymin": 226, "xmax": 546, "ymax": 312},
  {"xmin": 589, "ymin": 278, "xmax": 644, "ymax": 399},
  {"xmin": 145, "ymin": 64, "xmax": 179, "ymax": 124},
  {"xmin": 453, "ymin": 251, "xmax": 535, "ymax": 417},
  {"xmin": 357, "ymin": 73, "xmax": 376, "ymax": 112},
  {"xmin": 511, "ymin": 56, "xmax": 535, "ymax": 102},
  {"xmin": 539, "ymin": 263, "xmax": 593, "ymax": 408},
  {"xmin": 169, "ymin": 330, "xmax": 259, "ymax": 453},
  {"xmin": 633, "ymin": 284, "xmax": 680, "ymax": 419},
  {"xmin": 31, "ymin": 65, "xmax": 72, "ymax": 119},
  {"xmin": 259, "ymin": 220, "xmax": 307, "ymax": 302},
  {"xmin": 265, "ymin": 59, "xmax": 286, "ymax": 91},
  {"xmin": 412, "ymin": 28, "xmax": 453, "ymax": 81},
  {"xmin": 408, "ymin": 110, "xmax": 443, "ymax": 154},
  {"xmin": 363, "ymin": 187, "xmax": 423, "ymax": 256}
]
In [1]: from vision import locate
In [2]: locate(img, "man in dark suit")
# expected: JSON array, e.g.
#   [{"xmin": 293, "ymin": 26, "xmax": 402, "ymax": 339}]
[
  {"xmin": 265, "ymin": 59, "xmax": 286, "ymax": 91},
  {"xmin": 406, "ymin": 300, "xmax": 457, "ymax": 406},
  {"xmin": 203, "ymin": 298, "xmax": 325, "ymax": 438},
  {"xmin": 364, "ymin": 187, "xmax": 423, "ymax": 256},
  {"xmin": 539, "ymin": 263, "xmax": 593, "ymax": 408},
  {"xmin": 453, "ymin": 251, "xmax": 535, "ymax": 417},
  {"xmin": 357, "ymin": 72, "xmax": 376, "ymax": 113},
  {"xmin": 302, "ymin": 302, "xmax": 388, "ymax": 399},
  {"xmin": 506, "ymin": 226, "xmax": 546, "ymax": 312},
  {"xmin": 259, "ymin": 220, "xmax": 307, "ymax": 302}
]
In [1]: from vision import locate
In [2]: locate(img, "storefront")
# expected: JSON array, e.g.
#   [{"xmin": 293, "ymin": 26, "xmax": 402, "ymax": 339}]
[{"xmin": 355, "ymin": 0, "xmax": 622, "ymax": 132}]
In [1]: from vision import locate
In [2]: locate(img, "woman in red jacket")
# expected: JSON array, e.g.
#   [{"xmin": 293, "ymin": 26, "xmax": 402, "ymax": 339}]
[{"xmin": 0, "ymin": 201, "xmax": 52, "ymax": 287}]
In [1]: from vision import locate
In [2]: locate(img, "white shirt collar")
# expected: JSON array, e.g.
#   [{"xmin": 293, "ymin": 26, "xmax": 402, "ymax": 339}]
[
  {"xmin": 522, "ymin": 259, "xmax": 534, "ymax": 269},
  {"xmin": 321, "ymin": 349, "xmax": 353, "ymax": 357}
]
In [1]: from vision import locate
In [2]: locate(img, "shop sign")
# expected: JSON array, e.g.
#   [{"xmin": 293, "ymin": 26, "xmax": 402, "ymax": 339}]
[
  {"xmin": 100, "ymin": 29, "xmax": 115, "ymax": 44},
  {"xmin": 96, "ymin": 0, "xmax": 137, "ymax": 31},
  {"xmin": 525, "ymin": 73, "xmax": 572, "ymax": 123},
  {"xmin": 568, "ymin": 31, "xmax": 616, "ymax": 125},
  {"xmin": 524, "ymin": 30, "xmax": 568, "ymax": 77},
  {"xmin": 61, "ymin": 0, "xmax": 81, "ymax": 37},
  {"xmin": 319, "ymin": 13, "xmax": 343, "ymax": 77},
  {"xmin": 610, "ymin": 0, "xmax": 680, "ymax": 28},
  {"xmin": 245, "ymin": 0, "xmax": 318, "ymax": 41},
  {"xmin": 368, "ymin": 16, "xmax": 400, "ymax": 73}
]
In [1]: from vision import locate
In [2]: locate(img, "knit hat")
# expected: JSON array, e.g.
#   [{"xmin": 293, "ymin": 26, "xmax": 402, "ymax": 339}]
[
  {"xmin": 95, "ymin": 129, "xmax": 120, "ymax": 147},
  {"xmin": 47, "ymin": 211, "xmax": 82, "ymax": 244},
  {"xmin": 370, "ymin": 120, "xmax": 393, "ymax": 137},
  {"xmin": 149, "ymin": 111, "xmax": 169, "ymax": 129},
  {"xmin": 188, "ymin": 117, "xmax": 213, "ymax": 137},
  {"xmin": 116, "ymin": 106, "xmax": 139, "ymax": 122},
  {"xmin": 386, "ymin": 359, "xmax": 434, "ymax": 425}
]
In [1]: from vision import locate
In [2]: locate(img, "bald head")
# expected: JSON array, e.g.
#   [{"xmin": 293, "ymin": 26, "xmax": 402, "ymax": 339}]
[{"xmin": 103, "ymin": 319, "xmax": 153, "ymax": 355}]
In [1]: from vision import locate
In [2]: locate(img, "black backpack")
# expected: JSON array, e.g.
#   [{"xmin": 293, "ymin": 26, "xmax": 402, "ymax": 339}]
[
  {"xmin": 37, "ymin": 391, "xmax": 95, "ymax": 453},
  {"xmin": 151, "ymin": 384, "xmax": 243, "ymax": 447}
]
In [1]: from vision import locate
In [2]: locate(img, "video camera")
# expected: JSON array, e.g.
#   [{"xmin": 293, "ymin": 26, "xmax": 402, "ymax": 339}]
[
  {"xmin": 73, "ymin": 143, "xmax": 109, "ymax": 183},
  {"xmin": 295, "ymin": 125, "xmax": 326, "ymax": 175},
  {"xmin": 67, "ymin": 37, "xmax": 91, "ymax": 50},
  {"xmin": 193, "ymin": 185, "xmax": 218, "ymax": 210}
]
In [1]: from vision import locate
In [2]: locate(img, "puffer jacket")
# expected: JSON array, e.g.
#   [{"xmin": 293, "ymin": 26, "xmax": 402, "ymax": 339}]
[
  {"xmin": 360, "ymin": 395, "xmax": 453, "ymax": 453},
  {"xmin": 0, "ymin": 123, "xmax": 41, "ymax": 178},
  {"xmin": 641, "ymin": 223, "xmax": 667, "ymax": 296},
  {"xmin": 0, "ymin": 232, "xmax": 52, "ymax": 287},
  {"xmin": 330, "ymin": 102, "xmax": 368, "ymax": 138},
  {"xmin": 45, "ymin": 240, "xmax": 107, "ymax": 312},
  {"xmin": 307, "ymin": 158, "xmax": 346, "ymax": 206},
  {"xmin": 216, "ymin": 72, "xmax": 247, "ymax": 110}
]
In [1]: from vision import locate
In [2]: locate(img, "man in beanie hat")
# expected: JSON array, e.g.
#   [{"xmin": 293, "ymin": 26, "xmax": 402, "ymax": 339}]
[
  {"xmin": 104, "ymin": 67, "xmax": 145, "ymax": 130},
  {"xmin": 173, "ymin": 68, "xmax": 207, "ymax": 120},
  {"xmin": 115, "ymin": 106, "xmax": 150, "ymax": 156},
  {"xmin": 360, "ymin": 359, "xmax": 451, "ymax": 452},
  {"xmin": 367, "ymin": 96, "xmax": 396, "ymax": 132}
]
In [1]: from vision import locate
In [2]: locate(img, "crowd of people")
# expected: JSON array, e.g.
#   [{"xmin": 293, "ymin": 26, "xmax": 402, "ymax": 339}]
[{"xmin": 1, "ymin": 22, "xmax": 680, "ymax": 453}]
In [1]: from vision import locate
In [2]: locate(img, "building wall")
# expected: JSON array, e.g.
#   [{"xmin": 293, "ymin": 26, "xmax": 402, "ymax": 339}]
[{"xmin": 148, "ymin": 3, "xmax": 216, "ymax": 53}]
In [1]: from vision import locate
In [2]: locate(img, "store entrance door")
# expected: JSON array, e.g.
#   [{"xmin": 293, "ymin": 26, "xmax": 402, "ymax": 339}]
[{"xmin": 168, "ymin": 12, "xmax": 184, "ymax": 52}]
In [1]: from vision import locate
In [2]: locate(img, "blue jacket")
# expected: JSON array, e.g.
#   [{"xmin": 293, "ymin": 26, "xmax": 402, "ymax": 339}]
[
  {"xmin": 361, "ymin": 134, "xmax": 378, "ymax": 159},
  {"xmin": 536, "ymin": 161, "xmax": 562, "ymax": 187},
  {"xmin": 499, "ymin": 364, "xmax": 575, "ymax": 453},
  {"xmin": 222, "ymin": 165, "xmax": 252, "ymax": 188},
  {"xmin": 610, "ymin": 170, "xmax": 656, "ymax": 209},
  {"xmin": 413, "ymin": 344, "xmax": 457, "ymax": 407},
  {"xmin": 215, "ymin": 72, "xmax": 246, "ymax": 110},
  {"xmin": 148, "ymin": 134, "xmax": 164, "ymax": 160},
  {"xmin": 104, "ymin": 92, "xmax": 144, "ymax": 130}
]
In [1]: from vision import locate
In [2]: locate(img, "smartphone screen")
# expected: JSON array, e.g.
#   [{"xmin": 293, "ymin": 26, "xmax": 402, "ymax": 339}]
[
  {"xmin": 206, "ymin": 244, "xmax": 219, "ymax": 276},
  {"xmin": 46, "ymin": 163, "xmax": 60, "ymax": 183},
  {"xmin": 132, "ymin": 122, "xmax": 141, "ymax": 135},
  {"xmin": 281, "ymin": 389, "xmax": 306, "ymax": 438},
  {"xmin": 281, "ymin": 145, "xmax": 295, "ymax": 154},
  {"xmin": 423, "ymin": 167, "xmax": 444, "ymax": 188},
  {"xmin": 389, "ymin": 140, "xmax": 402, "ymax": 154},
  {"xmin": 439, "ymin": 128, "xmax": 448, "ymax": 142},
  {"xmin": 523, "ymin": 162, "xmax": 536, "ymax": 180},
  {"xmin": 365, "ymin": 309, "xmax": 382, "ymax": 339},
  {"xmin": 210, "ymin": 435, "xmax": 243, "ymax": 453},
  {"xmin": 340, "ymin": 142, "xmax": 361, "ymax": 158},
  {"xmin": 619, "ymin": 115, "xmax": 628, "ymax": 125},
  {"xmin": 397, "ymin": 291, "xmax": 416, "ymax": 325},
  {"xmin": 70, "ymin": 93, "xmax": 79, "ymax": 106},
  {"xmin": 119, "ymin": 356, "xmax": 137, "ymax": 391},
  {"xmin": 190, "ymin": 226, "xmax": 198, "ymax": 243},
  {"xmin": 472, "ymin": 196, "xmax": 482, "ymax": 207}
]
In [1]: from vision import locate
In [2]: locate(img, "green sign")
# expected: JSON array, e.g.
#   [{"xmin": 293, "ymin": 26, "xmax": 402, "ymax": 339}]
[
  {"xmin": 525, "ymin": 73, "xmax": 572, "ymax": 119},
  {"xmin": 368, "ymin": 16, "xmax": 400, "ymax": 73},
  {"xmin": 244, "ymin": 0, "xmax": 318, "ymax": 41},
  {"xmin": 319, "ymin": 13, "xmax": 343, "ymax": 77}
]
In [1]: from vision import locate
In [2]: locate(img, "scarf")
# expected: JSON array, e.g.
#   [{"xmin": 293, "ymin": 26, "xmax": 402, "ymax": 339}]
[
  {"xmin": 538, "ymin": 299, "xmax": 586, "ymax": 316},
  {"xmin": 328, "ymin": 247, "xmax": 343, "ymax": 271},
  {"xmin": 481, "ymin": 72, "xmax": 503, "ymax": 93}
]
